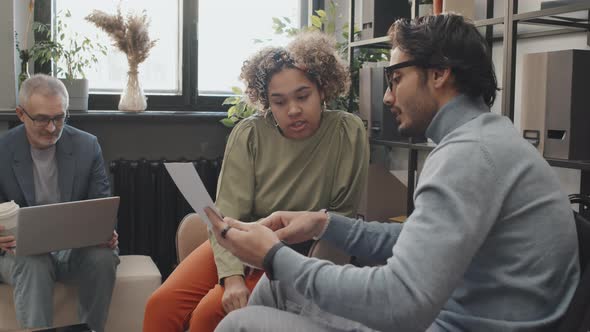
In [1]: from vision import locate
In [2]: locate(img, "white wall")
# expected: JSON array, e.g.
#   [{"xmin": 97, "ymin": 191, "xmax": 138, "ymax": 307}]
[
  {"xmin": 0, "ymin": 1, "xmax": 33, "ymax": 134},
  {"xmin": 0, "ymin": 0, "xmax": 18, "ymax": 112}
]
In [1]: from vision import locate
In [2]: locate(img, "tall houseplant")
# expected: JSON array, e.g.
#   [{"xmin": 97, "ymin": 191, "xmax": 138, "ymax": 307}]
[
  {"xmin": 221, "ymin": 0, "xmax": 389, "ymax": 128},
  {"xmin": 29, "ymin": 10, "xmax": 107, "ymax": 111}
]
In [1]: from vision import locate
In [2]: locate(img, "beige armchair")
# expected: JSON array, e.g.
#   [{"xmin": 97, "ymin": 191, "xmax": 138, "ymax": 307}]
[
  {"xmin": 0, "ymin": 255, "xmax": 161, "ymax": 332},
  {"xmin": 176, "ymin": 213, "xmax": 209, "ymax": 263}
]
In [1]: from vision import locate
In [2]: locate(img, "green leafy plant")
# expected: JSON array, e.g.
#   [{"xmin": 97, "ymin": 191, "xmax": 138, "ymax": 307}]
[
  {"xmin": 221, "ymin": 0, "xmax": 389, "ymax": 128},
  {"xmin": 220, "ymin": 87, "xmax": 258, "ymax": 128},
  {"xmin": 29, "ymin": 10, "xmax": 107, "ymax": 80}
]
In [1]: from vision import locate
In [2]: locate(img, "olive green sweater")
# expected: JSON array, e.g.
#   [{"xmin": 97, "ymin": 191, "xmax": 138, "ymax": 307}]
[{"xmin": 212, "ymin": 110, "xmax": 368, "ymax": 281}]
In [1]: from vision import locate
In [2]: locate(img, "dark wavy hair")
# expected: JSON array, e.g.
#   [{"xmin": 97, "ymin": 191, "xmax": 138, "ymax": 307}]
[{"xmin": 389, "ymin": 13, "xmax": 499, "ymax": 107}]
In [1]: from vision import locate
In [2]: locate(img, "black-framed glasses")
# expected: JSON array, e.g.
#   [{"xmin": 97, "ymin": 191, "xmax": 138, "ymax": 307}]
[
  {"xmin": 19, "ymin": 106, "xmax": 68, "ymax": 128},
  {"xmin": 384, "ymin": 60, "xmax": 436, "ymax": 91}
]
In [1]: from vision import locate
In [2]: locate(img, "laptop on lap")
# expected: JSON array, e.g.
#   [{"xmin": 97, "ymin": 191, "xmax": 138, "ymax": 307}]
[{"xmin": 15, "ymin": 197, "xmax": 119, "ymax": 256}]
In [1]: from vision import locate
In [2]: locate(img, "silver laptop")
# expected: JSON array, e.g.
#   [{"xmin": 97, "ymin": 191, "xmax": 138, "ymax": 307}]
[{"xmin": 15, "ymin": 197, "xmax": 120, "ymax": 256}]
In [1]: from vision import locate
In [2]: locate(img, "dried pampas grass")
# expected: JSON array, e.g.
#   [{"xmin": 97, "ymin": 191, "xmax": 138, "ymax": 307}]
[{"xmin": 85, "ymin": 7, "xmax": 157, "ymax": 73}]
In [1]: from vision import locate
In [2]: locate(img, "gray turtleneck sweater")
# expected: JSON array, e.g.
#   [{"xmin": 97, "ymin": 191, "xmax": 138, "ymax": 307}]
[{"xmin": 272, "ymin": 94, "xmax": 580, "ymax": 332}]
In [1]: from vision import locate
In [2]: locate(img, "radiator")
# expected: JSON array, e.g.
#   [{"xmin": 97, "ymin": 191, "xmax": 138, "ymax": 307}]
[{"xmin": 109, "ymin": 158, "xmax": 222, "ymax": 279}]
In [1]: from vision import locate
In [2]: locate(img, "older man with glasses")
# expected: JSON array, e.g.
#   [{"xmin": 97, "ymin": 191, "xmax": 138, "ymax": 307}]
[{"xmin": 0, "ymin": 74, "xmax": 119, "ymax": 332}]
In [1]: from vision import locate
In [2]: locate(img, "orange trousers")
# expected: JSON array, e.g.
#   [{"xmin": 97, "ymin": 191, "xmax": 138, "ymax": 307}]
[{"xmin": 143, "ymin": 241, "xmax": 263, "ymax": 332}]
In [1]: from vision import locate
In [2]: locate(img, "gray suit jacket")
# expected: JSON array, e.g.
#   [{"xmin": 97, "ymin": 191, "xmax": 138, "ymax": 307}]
[{"xmin": 0, "ymin": 124, "xmax": 110, "ymax": 207}]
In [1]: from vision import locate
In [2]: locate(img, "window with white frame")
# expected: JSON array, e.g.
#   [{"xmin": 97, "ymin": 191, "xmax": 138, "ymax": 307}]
[
  {"xmin": 55, "ymin": 0, "xmax": 182, "ymax": 95},
  {"xmin": 197, "ymin": 0, "xmax": 304, "ymax": 96}
]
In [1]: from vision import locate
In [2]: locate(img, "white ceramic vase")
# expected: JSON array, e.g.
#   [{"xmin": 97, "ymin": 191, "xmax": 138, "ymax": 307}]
[{"xmin": 118, "ymin": 70, "xmax": 147, "ymax": 112}]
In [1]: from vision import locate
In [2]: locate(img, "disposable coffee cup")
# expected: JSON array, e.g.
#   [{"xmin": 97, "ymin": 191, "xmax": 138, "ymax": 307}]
[{"xmin": 0, "ymin": 201, "xmax": 19, "ymax": 237}]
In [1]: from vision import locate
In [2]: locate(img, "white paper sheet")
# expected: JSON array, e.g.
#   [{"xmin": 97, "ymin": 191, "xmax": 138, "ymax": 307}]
[{"xmin": 164, "ymin": 162, "xmax": 223, "ymax": 229}]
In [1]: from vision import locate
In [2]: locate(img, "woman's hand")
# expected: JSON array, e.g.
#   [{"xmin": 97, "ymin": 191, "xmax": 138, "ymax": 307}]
[
  {"xmin": 221, "ymin": 275, "xmax": 250, "ymax": 313},
  {"xmin": 205, "ymin": 207, "xmax": 279, "ymax": 268}
]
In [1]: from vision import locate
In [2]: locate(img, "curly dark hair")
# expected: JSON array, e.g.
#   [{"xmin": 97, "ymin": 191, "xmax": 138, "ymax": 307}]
[
  {"xmin": 389, "ymin": 13, "xmax": 499, "ymax": 107},
  {"xmin": 240, "ymin": 31, "xmax": 350, "ymax": 113}
]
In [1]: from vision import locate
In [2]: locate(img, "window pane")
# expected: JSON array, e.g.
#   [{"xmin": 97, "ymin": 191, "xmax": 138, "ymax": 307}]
[
  {"xmin": 198, "ymin": 0, "xmax": 302, "ymax": 95},
  {"xmin": 55, "ymin": 0, "xmax": 181, "ymax": 95}
]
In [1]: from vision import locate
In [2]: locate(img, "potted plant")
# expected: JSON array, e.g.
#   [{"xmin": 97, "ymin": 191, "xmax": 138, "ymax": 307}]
[
  {"xmin": 220, "ymin": 87, "xmax": 259, "ymax": 127},
  {"xmin": 31, "ymin": 10, "xmax": 107, "ymax": 111}
]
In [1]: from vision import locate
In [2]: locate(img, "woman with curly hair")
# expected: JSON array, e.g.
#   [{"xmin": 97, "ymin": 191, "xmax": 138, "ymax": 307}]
[{"xmin": 143, "ymin": 31, "xmax": 368, "ymax": 332}]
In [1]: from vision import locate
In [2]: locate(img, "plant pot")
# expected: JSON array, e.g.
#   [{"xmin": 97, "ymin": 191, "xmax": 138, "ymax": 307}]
[
  {"xmin": 18, "ymin": 51, "xmax": 31, "ymax": 89},
  {"xmin": 60, "ymin": 78, "xmax": 89, "ymax": 112}
]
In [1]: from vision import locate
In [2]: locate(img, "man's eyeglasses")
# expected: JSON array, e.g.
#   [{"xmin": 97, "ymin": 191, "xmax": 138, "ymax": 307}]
[
  {"xmin": 19, "ymin": 106, "xmax": 68, "ymax": 128},
  {"xmin": 384, "ymin": 60, "xmax": 435, "ymax": 91}
]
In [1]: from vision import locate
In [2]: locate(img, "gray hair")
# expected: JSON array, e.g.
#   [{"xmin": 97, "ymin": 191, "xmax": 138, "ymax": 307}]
[{"xmin": 18, "ymin": 74, "xmax": 69, "ymax": 111}]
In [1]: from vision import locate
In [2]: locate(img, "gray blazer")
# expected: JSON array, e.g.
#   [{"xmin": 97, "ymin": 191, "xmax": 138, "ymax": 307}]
[{"xmin": 0, "ymin": 124, "xmax": 110, "ymax": 207}]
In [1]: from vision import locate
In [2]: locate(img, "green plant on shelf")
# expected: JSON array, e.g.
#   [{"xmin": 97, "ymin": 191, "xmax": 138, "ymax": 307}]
[{"xmin": 219, "ymin": 87, "xmax": 259, "ymax": 128}]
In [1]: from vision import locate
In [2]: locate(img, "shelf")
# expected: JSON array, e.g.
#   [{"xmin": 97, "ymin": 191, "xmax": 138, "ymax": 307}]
[
  {"xmin": 370, "ymin": 139, "xmax": 436, "ymax": 152},
  {"xmin": 489, "ymin": 27, "xmax": 586, "ymax": 43},
  {"xmin": 371, "ymin": 138, "xmax": 410, "ymax": 149},
  {"xmin": 474, "ymin": 17, "xmax": 504, "ymax": 27},
  {"xmin": 514, "ymin": 3, "xmax": 590, "ymax": 23},
  {"xmin": 349, "ymin": 17, "xmax": 508, "ymax": 47},
  {"xmin": 520, "ymin": 17, "xmax": 589, "ymax": 29},
  {"xmin": 349, "ymin": 36, "xmax": 390, "ymax": 49},
  {"xmin": 546, "ymin": 158, "xmax": 590, "ymax": 171},
  {"xmin": 0, "ymin": 110, "xmax": 227, "ymax": 122},
  {"xmin": 411, "ymin": 142, "xmax": 437, "ymax": 151},
  {"xmin": 371, "ymin": 142, "xmax": 590, "ymax": 170}
]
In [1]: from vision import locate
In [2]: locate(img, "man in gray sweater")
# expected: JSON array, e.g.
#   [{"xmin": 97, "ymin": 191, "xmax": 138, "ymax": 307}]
[{"xmin": 206, "ymin": 13, "xmax": 579, "ymax": 332}]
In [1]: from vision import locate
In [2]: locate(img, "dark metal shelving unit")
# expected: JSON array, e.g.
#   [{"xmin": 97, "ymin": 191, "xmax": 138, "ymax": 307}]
[
  {"xmin": 513, "ymin": 3, "xmax": 590, "ymax": 22},
  {"xmin": 475, "ymin": 17, "xmax": 505, "ymax": 27},
  {"xmin": 502, "ymin": 2, "xmax": 590, "ymax": 121},
  {"xmin": 547, "ymin": 159, "xmax": 590, "ymax": 172},
  {"xmin": 349, "ymin": 36, "xmax": 390, "ymax": 49},
  {"xmin": 502, "ymin": 1, "xmax": 590, "ymax": 209},
  {"xmin": 369, "ymin": 139, "xmax": 436, "ymax": 213},
  {"xmin": 370, "ymin": 139, "xmax": 436, "ymax": 152},
  {"xmin": 349, "ymin": 0, "xmax": 590, "ymax": 215}
]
